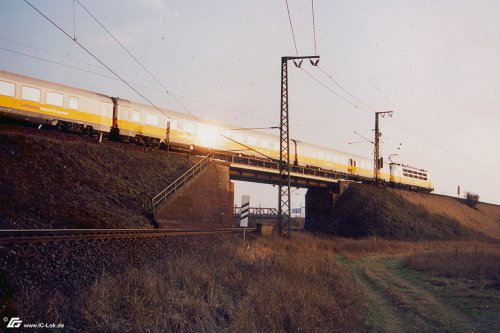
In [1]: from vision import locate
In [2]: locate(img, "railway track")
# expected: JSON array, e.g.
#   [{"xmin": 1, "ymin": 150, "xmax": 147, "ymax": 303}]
[{"xmin": 0, "ymin": 228, "xmax": 254, "ymax": 245}]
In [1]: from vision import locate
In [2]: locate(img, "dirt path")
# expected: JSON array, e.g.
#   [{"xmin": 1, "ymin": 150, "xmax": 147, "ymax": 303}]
[{"xmin": 351, "ymin": 257, "xmax": 475, "ymax": 332}]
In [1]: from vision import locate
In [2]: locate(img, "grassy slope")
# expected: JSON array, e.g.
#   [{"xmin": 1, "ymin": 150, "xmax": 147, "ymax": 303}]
[
  {"xmin": 312, "ymin": 183, "xmax": 497, "ymax": 240},
  {"xmin": 396, "ymin": 189, "xmax": 500, "ymax": 239},
  {"xmin": 0, "ymin": 130, "xmax": 189, "ymax": 229}
]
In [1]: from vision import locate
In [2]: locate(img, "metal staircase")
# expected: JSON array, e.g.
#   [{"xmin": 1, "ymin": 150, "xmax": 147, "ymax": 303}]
[{"xmin": 151, "ymin": 152, "xmax": 213, "ymax": 222}]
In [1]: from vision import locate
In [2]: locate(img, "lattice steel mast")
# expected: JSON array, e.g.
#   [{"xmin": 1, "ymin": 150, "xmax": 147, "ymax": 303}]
[
  {"xmin": 278, "ymin": 56, "xmax": 319, "ymax": 238},
  {"xmin": 373, "ymin": 111, "xmax": 393, "ymax": 184}
]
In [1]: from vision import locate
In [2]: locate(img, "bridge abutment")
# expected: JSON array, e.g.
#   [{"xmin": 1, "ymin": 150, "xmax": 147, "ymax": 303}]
[
  {"xmin": 156, "ymin": 161, "xmax": 234, "ymax": 228},
  {"xmin": 305, "ymin": 181, "xmax": 350, "ymax": 228}
]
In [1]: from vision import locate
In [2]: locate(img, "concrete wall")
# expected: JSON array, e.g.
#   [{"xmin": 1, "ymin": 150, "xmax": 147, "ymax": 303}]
[{"xmin": 156, "ymin": 161, "xmax": 234, "ymax": 228}]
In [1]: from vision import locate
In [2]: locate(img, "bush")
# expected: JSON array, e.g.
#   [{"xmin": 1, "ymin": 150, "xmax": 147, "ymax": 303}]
[{"xmin": 465, "ymin": 192, "xmax": 480, "ymax": 207}]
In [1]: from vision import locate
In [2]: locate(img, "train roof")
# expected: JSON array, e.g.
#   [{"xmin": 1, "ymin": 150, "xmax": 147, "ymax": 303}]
[{"xmin": 0, "ymin": 70, "xmax": 112, "ymax": 100}]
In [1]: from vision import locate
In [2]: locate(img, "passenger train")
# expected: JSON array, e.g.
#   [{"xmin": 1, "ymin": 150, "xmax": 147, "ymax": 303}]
[{"xmin": 0, "ymin": 70, "xmax": 433, "ymax": 192}]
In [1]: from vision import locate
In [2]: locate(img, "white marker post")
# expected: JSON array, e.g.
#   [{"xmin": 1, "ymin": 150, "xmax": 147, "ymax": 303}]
[{"xmin": 240, "ymin": 195, "xmax": 250, "ymax": 240}]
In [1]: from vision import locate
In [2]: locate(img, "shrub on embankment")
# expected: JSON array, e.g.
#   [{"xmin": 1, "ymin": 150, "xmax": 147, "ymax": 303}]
[
  {"xmin": 310, "ymin": 184, "xmax": 493, "ymax": 241},
  {"xmin": 0, "ymin": 127, "xmax": 189, "ymax": 229}
]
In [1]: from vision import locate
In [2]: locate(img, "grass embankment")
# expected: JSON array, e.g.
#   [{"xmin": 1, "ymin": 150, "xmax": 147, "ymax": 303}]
[
  {"xmin": 0, "ymin": 127, "xmax": 189, "ymax": 229},
  {"xmin": 312, "ymin": 183, "xmax": 498, "ymax": 241}
]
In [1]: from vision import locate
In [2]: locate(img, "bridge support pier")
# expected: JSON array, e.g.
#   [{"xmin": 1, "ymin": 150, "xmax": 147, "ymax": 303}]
[{"xmin": 305, "ymin": 181, "xmax": 350, "ymax": 229}]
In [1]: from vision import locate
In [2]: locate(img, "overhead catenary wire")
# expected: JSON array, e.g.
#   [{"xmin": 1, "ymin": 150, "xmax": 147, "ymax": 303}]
[
  {"xmin": 300, "ymin": 67, "xmax": 373, "ymax": 115},
  {"xmin": 311, "ymin": 0, "xmax": 317, "ymax": 55},
  {"xmin": 23, "ymin": 0, "xmax": 170, "ymax": 118},
  {"xmin": 317, "ymin": 66, "xmax": 379, "ymax": 113},
  {"xmin": 72, "ymin": 0, "xmax": 76, "ymax": 40},
  {"xmin": 0, "ymin": 37, "xmax": 160, "ymax": 84},
  {"xmin": 75, "ymin": 0, "xmax": 170, "ymax": 95},
  {"xmin": 285, "ymin": 0, "xmax": 299, "ymax": 56}
]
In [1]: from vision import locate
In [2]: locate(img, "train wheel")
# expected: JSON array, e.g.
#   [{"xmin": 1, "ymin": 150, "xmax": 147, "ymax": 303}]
[{"xmin": 86, "ymin": 126, "xmax": 94, "ymax": 137}]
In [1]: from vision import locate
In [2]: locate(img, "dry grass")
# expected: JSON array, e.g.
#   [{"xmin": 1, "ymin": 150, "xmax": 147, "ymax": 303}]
[
  {"xmin": 0, "ymin": 130, "xmax": 189, "ymax": 229},
  {"xmin": 405, "ymin": 249, "xmax": 500, "ymax": 282},
  {"xmin": 393, "ymin": 189, "xmax": 500, "ymax": 239},
  {"xmin": 317, "ymin": 235, "xmax": 499, "ymax": 259},
  {"xmin": 80, "ymin": 233, "xmax": 365, "ymax": 332},
  {"xmin": 318, "ymin": 184, "xmax": 488, "ymax": 241}
]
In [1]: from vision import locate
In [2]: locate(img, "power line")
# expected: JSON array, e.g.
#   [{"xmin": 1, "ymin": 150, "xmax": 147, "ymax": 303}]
[
  {"xmin": 23, "ymin": 0, "xmax": 169, "ymax": 118},
  {"xmin": 300, "ymin": 67, "xmax": 373, "ymax": 115},
  {"xmin": 0, "ymin": 37, "xmax": 159, "ymax": 84},
  {"xmin": 285, "ymin": 0, "xmax": 299, "ymax": 56},
  {"xmin": 0, "ymin": 36, "xmax": 92, "ymax": 67},
  {"xmin": 72, "ymin": 0, "xmax": 76, "ymax": 40},
  {"xmin": 311, "ymin": 0, "xmax": 317, "ymax": 55},
  {"xmin": 387, "ymin": 117, "xmax": 500, "ymax": 171},
  {"xmin": 0, "ymin": 46, "xmax": 101, "ymax": 77},
  {"xmin": 317, "ymin": 65, "xmax": 379, "ymax": 113},
  {"xmin": 75, "ymin": 0, "xmax": 170, "ymax": 94}
]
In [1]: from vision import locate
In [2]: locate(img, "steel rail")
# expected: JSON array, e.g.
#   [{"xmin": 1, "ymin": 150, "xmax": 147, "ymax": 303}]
[{"xmin": 0, "ymin": 228, "xmax": 254, "ymax": 245}]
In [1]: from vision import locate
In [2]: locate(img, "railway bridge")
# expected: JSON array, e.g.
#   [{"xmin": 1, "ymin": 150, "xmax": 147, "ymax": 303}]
[{"xmin": 151, "ymin": 151, "xmax": 356, "ymax": 230}]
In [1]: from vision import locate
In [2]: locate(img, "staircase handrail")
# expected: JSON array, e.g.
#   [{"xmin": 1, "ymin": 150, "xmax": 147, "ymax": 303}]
[{"xmin": 151, "ymin": 152, "xmax": 213, "ymax": 213}]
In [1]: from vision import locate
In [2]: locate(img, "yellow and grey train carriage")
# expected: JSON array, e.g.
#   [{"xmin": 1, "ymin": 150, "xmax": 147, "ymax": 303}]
[
  {"xmin": 0, "ymin": 70, "xmax": 434, "ymax": 192},
  {"xmin": 0, "ymin": 70, "xmax": 113, "ymax": 134}
]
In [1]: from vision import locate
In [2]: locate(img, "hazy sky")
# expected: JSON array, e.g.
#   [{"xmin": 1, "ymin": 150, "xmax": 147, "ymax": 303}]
[{"xmin": 1, "ymin": 0, "xmax": 499, "ymax": 206}]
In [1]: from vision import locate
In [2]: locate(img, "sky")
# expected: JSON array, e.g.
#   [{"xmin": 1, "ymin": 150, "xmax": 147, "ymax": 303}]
[{"xmin": 1, "ymin": 0, "xmax": 499, "ymax": 207}]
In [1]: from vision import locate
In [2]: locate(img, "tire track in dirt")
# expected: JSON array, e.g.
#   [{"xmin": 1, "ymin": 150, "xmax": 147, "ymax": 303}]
[{"xmin": 351, "ymin": 257, "xmax": 475, "ymax": 332}]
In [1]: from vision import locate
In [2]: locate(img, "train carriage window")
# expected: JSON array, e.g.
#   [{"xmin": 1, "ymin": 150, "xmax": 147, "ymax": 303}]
[
  {"xmin": 234, "ymin": 133, "xmax": 243, "ymax": 143},
  {"xmin": 21, "ymin": 86, "xmax": 40, "ymax": 102},
  {"xmin": 46, "ymin": 91, "xmax": 63, "ymax": 107},
  {"xmin": 100, "ymin": 103, "xmax": 112, "ymax": 117},
  {"xmin": 120, "ymin": 107, "xmax": 130, "ymax": 120},
  {"xmin": 132, "ymin": 110, "xmax": 141, "ymax": 122},
  {"xmin": 0, "ymin": 80, "xmax": 15, "ymax": 97},
  {"xmin": 169, "ymin": 118, "xmax": 177, "ymax": 130},
  {"xmin": 261, "ymin": 139, "xmax": 268, "ymax": 148},
  {"xmin": 184, "ymin": 122, "xmax": 195, "ymax": 133},
  {"xmin": 146, "ymin": 113, "xmax": 159, "ymax": 126},
  {"xmin": 68, "ymin": 96, "xmax": 79, "ymax": 110}
]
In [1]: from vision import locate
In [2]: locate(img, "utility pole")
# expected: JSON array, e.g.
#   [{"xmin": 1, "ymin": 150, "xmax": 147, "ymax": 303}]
[
  {"xmin": 278, "ymin": 55, "xmax": 319, "ymax": 238},
  {"xmin": 373, "ymin": 111, "xmax": 393, "ymax": 185}
]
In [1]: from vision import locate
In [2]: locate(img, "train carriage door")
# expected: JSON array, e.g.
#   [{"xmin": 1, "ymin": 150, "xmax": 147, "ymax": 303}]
[{"xmin": 100, "ymin": 102, "xmax": 112, "ymax": 130}]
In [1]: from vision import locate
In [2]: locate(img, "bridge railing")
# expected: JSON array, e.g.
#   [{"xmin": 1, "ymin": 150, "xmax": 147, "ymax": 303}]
[
  {"xmin": 233, "ymin": 207, "xmax": 278, "ymax": 218},
  {"xmin": 213, "ymin": 151, "xmax": 351, "ymax": 182}
]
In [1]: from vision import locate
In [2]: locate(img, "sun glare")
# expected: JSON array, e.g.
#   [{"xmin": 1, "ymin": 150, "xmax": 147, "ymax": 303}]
[{"xmin": 195, "ymin": 125, "xmax": 221, "ymax": 148}]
